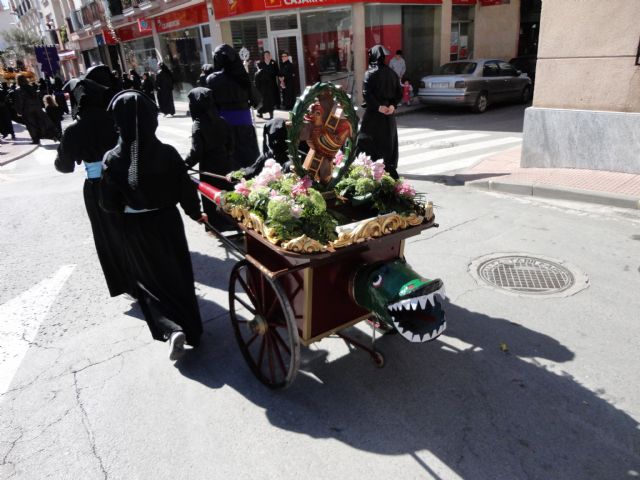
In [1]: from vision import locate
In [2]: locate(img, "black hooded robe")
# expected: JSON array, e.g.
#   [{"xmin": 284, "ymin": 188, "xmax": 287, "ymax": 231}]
[
  {"xmin": 206, "ymin": 44, "xmax": 260, "ymax": 169},
  {"xmin": 100, "ymin": 90, "xmax": 203, "ymax": 346},
  {"xmin": 279, "ymin": 59, "xmax": 297, "ymax": 110},
  {"xmin": 156, "ymin": 65, "xmax": 175, "ymax": 115},
  {"xmin": 14, "ymin": 80, "xmax": 57, "ymax": 143},
  {"xmin": 55, "ymin": 66, "xmax": 130, "ymax": 297},
  {"xmin": 254, "ymin": 61, "xmax": 276, "ymax": 116},
  {"xmin": 185, "ymin": 87, "xmax": 234, "ymax": 226},
  {"xmin": 0, "ymin": 87, "xmax": 15, "ymax": 137},
  {"xmin": 356, "ymin": 45, "xmax": 403, "ymax": 179}
]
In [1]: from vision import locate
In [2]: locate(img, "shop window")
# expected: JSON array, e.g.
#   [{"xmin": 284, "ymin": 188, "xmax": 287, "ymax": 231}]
[
  {"xmin": 230, "ymin": 18, "xmax": 268, "ymax": 77},
  {"xmin": 201, "ymin": 24, "xmax": 211, "ymax": 39},
  {"xmin": 450, "ymin": 6, "xmax": 474, "ymax": 61},
  {"xmin": 301, "ymin": 9, "xmax": 352, "ymax": 87},
  {"xmin": 161, "ymin": 27, "xmax": 203, "ymax": 93},
  {"xmin": 270, "ymin": 14, "xmax": 297, "ymax": 31},
  {"xmin": 123, "ymin": 37, "xmax": 157, "ymax": 75},
  {"xmin": 366, "ymin": 5, "xmax": 439, "ymax": 86}
]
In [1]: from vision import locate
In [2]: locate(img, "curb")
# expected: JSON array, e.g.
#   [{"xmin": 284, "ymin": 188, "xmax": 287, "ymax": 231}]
[
  {"xmin": 469, "ymin": 179, "xmax": 640, "ymax": 210},
  {"xmin": 0, "ymin": 143, "xmax": 40, "ymax": 167}
]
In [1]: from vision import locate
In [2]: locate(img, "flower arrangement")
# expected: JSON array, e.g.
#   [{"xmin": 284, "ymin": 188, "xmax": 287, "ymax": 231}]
[
  {"xmin": 222, "ymin": 160, "xmax": 338, "ymax": 245},
  {"xmin": 334, "ymin": 152, "xmax": 426, "ymax": 217}
]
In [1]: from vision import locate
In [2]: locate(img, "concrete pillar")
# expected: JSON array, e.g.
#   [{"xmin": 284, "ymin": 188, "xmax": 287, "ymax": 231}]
[
  {"xmin": 351, "ymin": 2, "xmax": 365, "ymax": 107},
  {"xmin": 219, "ymin": 21, "xmax": 232, "ymax": 46},
  {"xmin": 439, "ymin": 0, "xmax": 452, "ymax": 67},
  {"xmin": 151, "ymin": 17, "xmax": 163, "ymax": 64}
]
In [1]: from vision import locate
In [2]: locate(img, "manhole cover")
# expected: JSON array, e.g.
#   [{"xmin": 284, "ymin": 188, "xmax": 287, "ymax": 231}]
[{"xmin": 469, "ymin": 253, "xmax": 589, "ymax": 297}]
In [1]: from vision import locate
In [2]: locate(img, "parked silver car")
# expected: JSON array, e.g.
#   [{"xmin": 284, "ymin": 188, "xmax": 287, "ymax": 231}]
[{"xmin": 418, "ymin": 59, "xmax": 532, "ymax": 113}]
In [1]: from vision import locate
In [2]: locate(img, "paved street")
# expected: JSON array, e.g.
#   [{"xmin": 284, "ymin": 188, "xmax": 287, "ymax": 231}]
[{"xmin": 1, "ymin": 110, "xmax": 639, "ymax": 479}]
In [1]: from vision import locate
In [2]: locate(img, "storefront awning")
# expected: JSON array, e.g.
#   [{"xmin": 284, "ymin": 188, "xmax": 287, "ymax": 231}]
[{"xmin": 212, "ymin": 0, "xmax": 443, "ymax": 20}]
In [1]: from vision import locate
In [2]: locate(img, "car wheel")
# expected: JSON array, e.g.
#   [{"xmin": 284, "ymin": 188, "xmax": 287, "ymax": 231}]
[
  {"xmin": 472, "ymin": 92, "xmax": 488, "ymax": 113},
  {"xmin": 521, "ymin": 86, "xmax": 532, "ymax": 104}
]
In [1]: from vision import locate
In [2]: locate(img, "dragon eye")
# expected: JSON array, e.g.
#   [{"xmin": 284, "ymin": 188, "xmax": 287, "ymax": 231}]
[{"xmin": 372, "ymin": 274, "xmax": 383, "ymax": 288}]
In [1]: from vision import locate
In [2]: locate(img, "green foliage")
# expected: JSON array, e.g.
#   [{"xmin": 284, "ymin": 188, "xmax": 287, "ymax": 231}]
[{"xmin": 1, "ymin": 28, "xmax": 43, "ymax": 59}]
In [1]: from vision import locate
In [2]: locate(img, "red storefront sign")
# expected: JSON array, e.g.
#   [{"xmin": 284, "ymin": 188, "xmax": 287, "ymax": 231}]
[
  {"xmin": 452, "ymin": 0, "xmax": 476, "ymax": 4},
  {"xmin": 479, "ymin": 0, "xmax": 509, "ymax": 5},
  {"xmin": 213, "ymin": 0, "xmax": 442, "ymax": 20},
  {"xmin": 102, "ymin": 29, "xmax": 118, "ymax": 45},
  {"xmin": 154, "ymin": 4, "xmax": 209, "ymax": 34},
  {"xmin": 116, "ymin": 23, "xmax": 153, "ymax": 42}
]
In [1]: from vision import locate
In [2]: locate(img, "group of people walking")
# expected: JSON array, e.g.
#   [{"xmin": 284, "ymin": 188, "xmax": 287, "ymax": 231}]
[
  {"xmin": 113, "ymin": 63, "xmax": 177, "ymax": 117},
  {"xmin": 0, "ymin": 75, "xmax": 69, "ymax": 144},
  {"xmin": 49, "ymin": 42, "xmax": 401, "ymax": 361},
  {"xmin": 253, "ymin": 50, "xmax": 298, "ymax": 118}
]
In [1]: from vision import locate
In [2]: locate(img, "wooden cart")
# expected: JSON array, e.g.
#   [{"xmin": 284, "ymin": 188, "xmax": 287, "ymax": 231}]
[{"xmin": 210, "ymin": 214, "xmax": 437, "ymax": 389}]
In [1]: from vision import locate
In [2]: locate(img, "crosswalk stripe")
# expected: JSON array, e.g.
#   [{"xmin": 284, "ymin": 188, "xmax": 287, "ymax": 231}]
[
  {"xmin": 399, "ymin": 132, "xmax": 488, "ymax": 153},
  {"xmin": 399, "ymin": 137, "xmax": 522, "ymax": 168},
  {"xmin": 404, "ymin": 153, "xmax": 493, "ymax": 175},
  {"xmin": 398, "ymin": 129, "xmax": 461, "ymax": 142}
]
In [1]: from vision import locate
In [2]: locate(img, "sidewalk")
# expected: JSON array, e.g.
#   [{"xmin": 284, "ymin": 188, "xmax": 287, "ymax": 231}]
[
  {"xmin": 455, "ymin": 146, "xmax": 640, "ymax": 210},
  {"xmin": 0, "ymin": 124, "xmax": 39, "ymax": 167}
]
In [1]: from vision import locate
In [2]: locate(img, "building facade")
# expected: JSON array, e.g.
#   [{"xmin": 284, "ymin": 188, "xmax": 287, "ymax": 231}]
[
  {"xmin": 521, "ymin": 0, "xmax": 640, "ymax": 174},
  {"xmin": 8, "ymin": 0, "xmax": 529, "ymax": 101}
]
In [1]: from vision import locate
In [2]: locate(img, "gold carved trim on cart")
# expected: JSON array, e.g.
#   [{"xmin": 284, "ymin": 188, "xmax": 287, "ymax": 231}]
[
  {"xmin": 302, "ymin": 268, "xmax": 313, "ymax": 341},
  {"xmin": 221, "ymin": 202, "xmax": 433, "ymax": 254}
]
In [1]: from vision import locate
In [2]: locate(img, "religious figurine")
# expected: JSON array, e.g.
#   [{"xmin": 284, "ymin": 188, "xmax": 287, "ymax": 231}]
[{"xmin": 299, "ymin": 91, "xmax": 352, "ymax": 184}]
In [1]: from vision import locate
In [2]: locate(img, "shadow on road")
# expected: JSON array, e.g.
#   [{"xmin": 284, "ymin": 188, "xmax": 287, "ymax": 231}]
[{"xmin": 176, "ymin": 301, "xmax": 640, "ymax": 478}]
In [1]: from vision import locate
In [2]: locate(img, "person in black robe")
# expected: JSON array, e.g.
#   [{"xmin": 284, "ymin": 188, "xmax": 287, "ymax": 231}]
[
  {"xmin": 156, "ymin": 62, "xmax": 175, "ymax": 116},
  {"xmin": 241, "ymin": 118, "xmax": 290, "ymax": 179},
  {"xmin": 356, "ymin": 45, "xmax": 403, "ymax": 179},
  {"xmin": 278, "ymin": 51, "xmax": 298, "ymax": 110},
  {"xmin": 55, "ymin": 65, "xmax": 130, "ymax": 298},
  {"xmin": 100, "ymin": 90, "xmax": 205, "ymax": 359},
  {"xmin": 13, "ymin": 74, "xmax": 57, "ymax": 144},
  {"xmin": 198, "ymin": 64, "xmax": 214, "ymax": 87},
  {"xmin": 184, "ymin": 87, "xmax": 233, "ymax": 230},
  {"xmin": 0, "ymin": 84, "xmax": 16, "ymax": 139},
  {"xmin": 206, "ymin": 44, "xmax": 260, "ymax": 169},
  {"xmin": 254, "ymin": 51, "xmax": 278, "ymax": 119},
  {"xmin": 141, "ymin": 72, "xmax": 156, "ymax": 103},
  {"xmin": 52, "ymin": 77, "xmax": 69, "ymax": 115}
]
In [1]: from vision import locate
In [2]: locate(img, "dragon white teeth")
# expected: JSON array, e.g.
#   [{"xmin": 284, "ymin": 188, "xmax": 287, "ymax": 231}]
[
  {"xmin": 418, "ymin": 296, "xmax": 427, "ymax": 309},
  {"xmin": 400, "ymin": 299, "xmax": 410, "ymax": 310},
  {"xmin": 410, "ymin": 298, "xmax": 419, "ymax": 310}
]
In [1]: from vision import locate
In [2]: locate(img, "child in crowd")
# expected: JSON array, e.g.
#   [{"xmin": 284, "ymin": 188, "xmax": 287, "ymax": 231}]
[
  {"xmin": 43, "ymin": 94, "xmax": 62, "ymax": 140},
  {"xmin": 402, "ymin": 79, "xmax": 413, "ymax": 106}
]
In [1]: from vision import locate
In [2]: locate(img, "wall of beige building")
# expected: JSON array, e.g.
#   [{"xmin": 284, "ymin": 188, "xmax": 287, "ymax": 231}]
[
  {"xmin": 472, "ymin": 0, "xmax": 520, "ymax": 60},
  {"xmin": 532, "ymin": 0, "xmax": 640, "ymax": 113}
]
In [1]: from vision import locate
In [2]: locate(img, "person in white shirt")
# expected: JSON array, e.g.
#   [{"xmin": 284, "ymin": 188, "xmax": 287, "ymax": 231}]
[{"xmin": 389, "ymin": 50, "xmax": 406, "ymax": 79}]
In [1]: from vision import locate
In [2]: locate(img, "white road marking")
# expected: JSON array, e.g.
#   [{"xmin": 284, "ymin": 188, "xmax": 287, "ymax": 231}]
[
  {"xmin": 399, "ymin": 136, "xmax": 522, "ymax": 167},
  {"xmin": 0, "ymin": 265, "xmax": 76, "ymax": 395},
  {"xmin": 399, "ymin": 129, "xmax": 461, "ymax": 142},
  {"xmin": 399, "ymin": 132, "xmax": 489, "ymax": 153},
  {"xmin": 404, "ymin": 153, "xmax": 494, "ymax": 175}
]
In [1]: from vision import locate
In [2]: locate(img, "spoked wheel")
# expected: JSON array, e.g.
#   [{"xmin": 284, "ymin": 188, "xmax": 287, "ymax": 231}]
[{"xmin": 228, "ymin": 260, "xmax": 300, "ymax": 389}]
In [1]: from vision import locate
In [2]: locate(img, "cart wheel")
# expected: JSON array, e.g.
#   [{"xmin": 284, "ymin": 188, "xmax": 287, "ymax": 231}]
[
  {"xmin": 372, "ymin": 351, "xmax": 385, "ymax": 369},
  {"xmin": 229, "ymin": 260, "xmax": 300, "ymax": 389}
]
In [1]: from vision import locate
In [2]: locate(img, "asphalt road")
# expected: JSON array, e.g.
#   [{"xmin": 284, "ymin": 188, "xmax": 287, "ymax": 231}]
[{"xmin": 1, "ymin": 113, "xmax": 639, "ymax": 480}]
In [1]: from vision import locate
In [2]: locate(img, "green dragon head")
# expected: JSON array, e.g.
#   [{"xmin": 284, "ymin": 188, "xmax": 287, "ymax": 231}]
[{"xmin": 351, "ymin": 260, "xmax": 446, "ymax": 343}]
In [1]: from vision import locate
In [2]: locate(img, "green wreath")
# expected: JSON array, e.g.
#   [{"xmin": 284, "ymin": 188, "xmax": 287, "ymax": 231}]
[{"xmin": 287, "ymin": 82, "xmax": 359, "ymax": 191}]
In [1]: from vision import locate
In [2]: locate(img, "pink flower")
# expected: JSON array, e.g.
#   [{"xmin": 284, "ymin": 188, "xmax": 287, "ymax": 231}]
[
  {"xmin": 333, "ymin": 150, "xmax": 345, "ymax": 166},
  {"xmin": 395, "ymin": 181, "xmax": 416, "ymax": 198},
  {"xmin": 291, "ymin": 176, "xmax": 313, "ymax": 197},
  {"xmin": 353, "ymin": 152, "xmax": 372, "ymax": 168},
  {"xmin": 291, "ymin": 204, "xmax": 303, "ymax": 218},
  {"xmin": 371, "ymin": 160, "xmax": 386, "ymax": 181},
  {"xmin": 234, "ymin": 178, "xmax": 251, "ymax": 197}
]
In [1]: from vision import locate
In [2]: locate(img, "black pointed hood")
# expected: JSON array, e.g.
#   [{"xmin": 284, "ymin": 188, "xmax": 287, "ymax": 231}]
[{"xmin": 187, "ymin": 87, "xmax": 217, "ymax": 121}]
